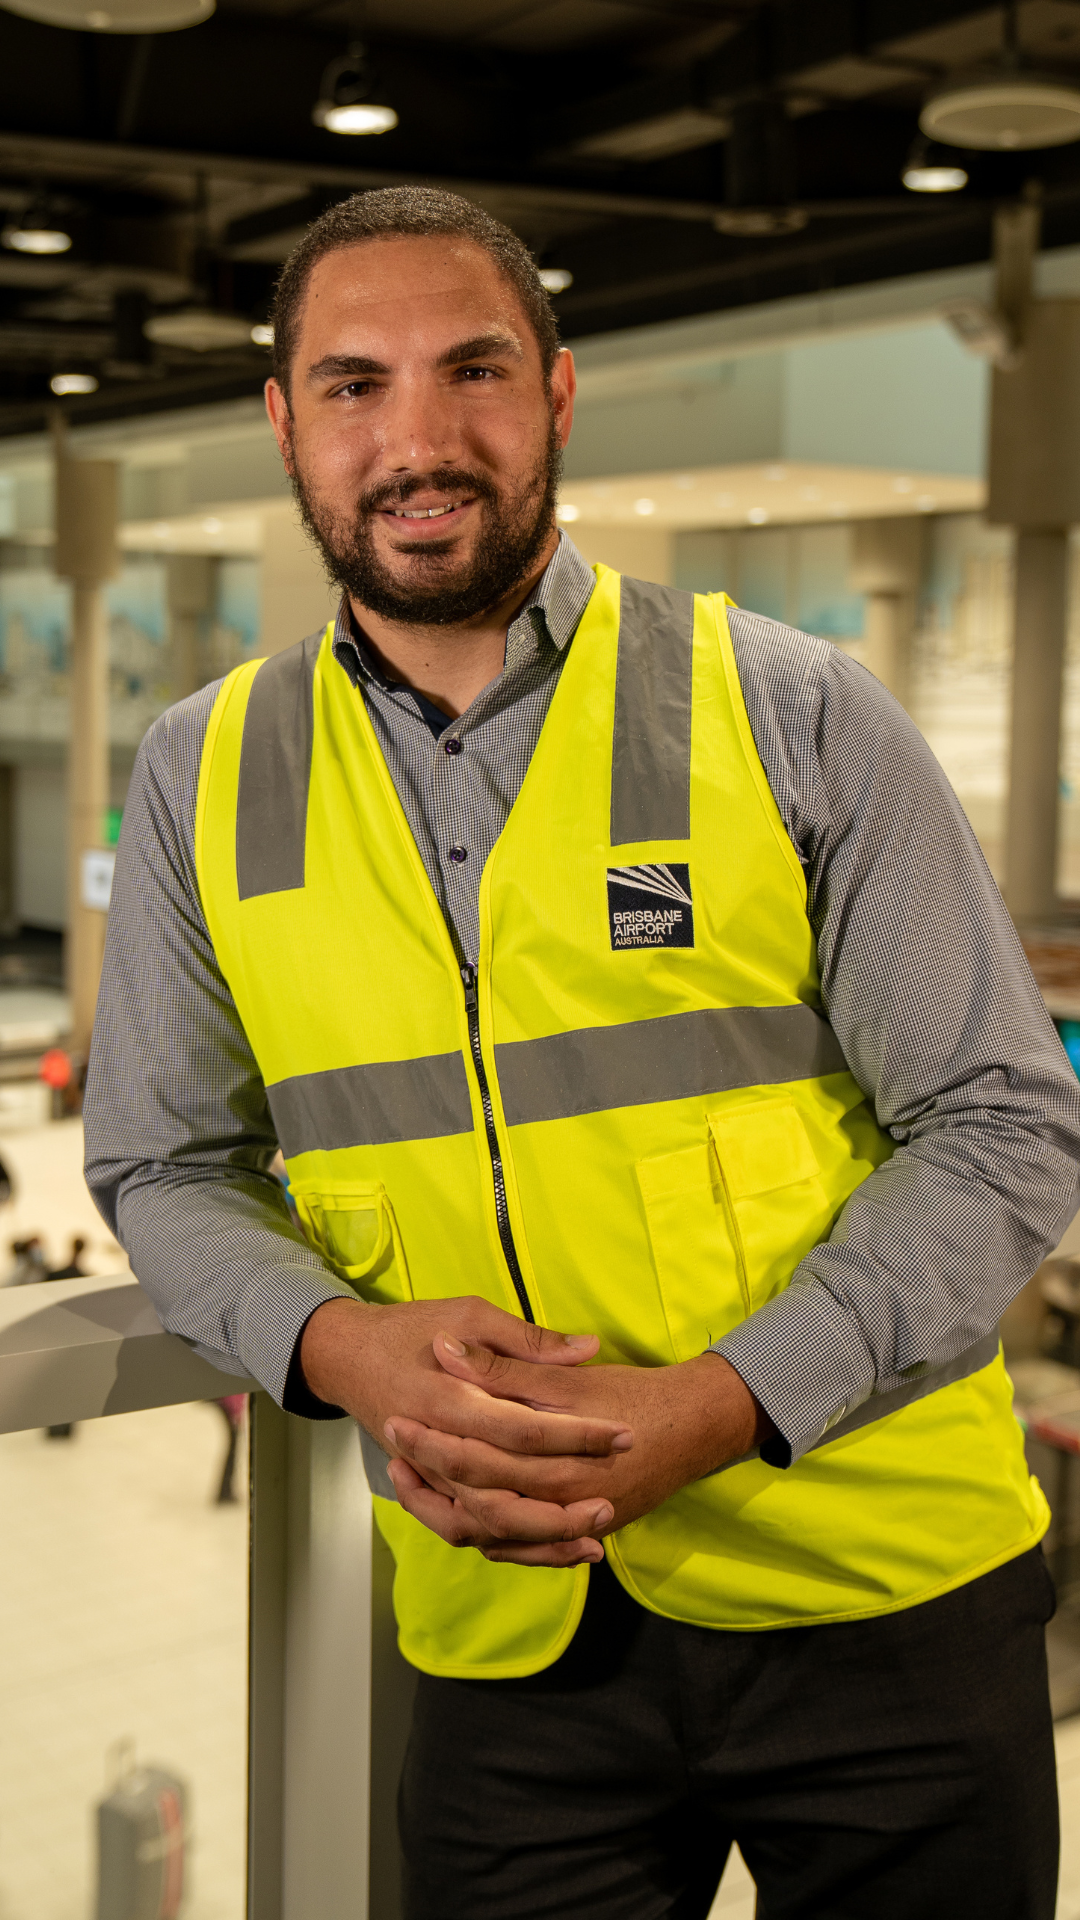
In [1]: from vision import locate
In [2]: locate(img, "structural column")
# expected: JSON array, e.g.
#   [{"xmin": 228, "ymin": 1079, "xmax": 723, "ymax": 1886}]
[
  {"xmin": 1004, "ymin": 531, "xmax": 1070, "ymax": 924},
  {"xmin": 849, "ymin": 518, "xmax": 922, "ymax": 711},
  {"xmin": 54, "ymin": 433, "xmax": 120, "ymax": 1055}
]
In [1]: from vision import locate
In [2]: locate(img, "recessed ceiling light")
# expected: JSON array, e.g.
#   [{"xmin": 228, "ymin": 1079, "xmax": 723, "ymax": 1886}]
[
  {"xmin": 250, "ymin": 323, "xmax": 274, "ymax": 347},
  {"xmin": 764, "ymin": 465, "xmax": 786, "ymax": 482},
  {"xmin": 713, "ymin": 493, "xmax": 734, "ymax": 508},
  {"xmin": 916, "ymin": 495, "xmax": 937, "ymax": 512},
  {"xmin": 800, "ymin": 485, "xmax": 822, "ymax": 501},
  {"xmin": 50, "ymin": 372, "xmax": 97, "ymax": 395},
  {"xmin": 539, "ymin": 268, "xmax": 573, "ymax": 294},
  {"xmin": 829, "ymin": 503, "xmax": 849, "ymax": 516},
  {"xmin": 747, "ymin": 507, "xmax": 769, "ymax": 524},
  {"xmin": 556, "ymin": 503, "xmax": 580, "ymax": 522},
  {"xmin": 634, "ymin": 498, "xmax": 655, "ymax": 516},
  {"xmin": 893, "ymin": 477, "xmax": 914, "ymax": 493},
  {"xmin": 674, "ymin": 474, "xmax": 696, "ymax": 489},
  {"xmin": 202, "ymin": 517, "xmax": 223, "ymax": 534}
]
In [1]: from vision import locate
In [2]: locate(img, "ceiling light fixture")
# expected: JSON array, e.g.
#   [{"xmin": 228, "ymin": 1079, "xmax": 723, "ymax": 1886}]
[
  {"xmin": 145, "ymin": 308, "xmax": 254, "ymax": 351},
  {"xmin": 556, "ymin": 503, "xmax": 580, "ymax": 522},
  {"xmin": 313, "ymin": 43, "xmax": 398, "ymax": 136},
  {"xmin": 919, "ymin": 0, "xmax": 1080, "ymax": 151},
  {"xmin": 250, "ymin": 323, "xmax": 274, "ymax": 347},
  {"xmin": 50, "ymin": 372, "xmax": 98, "ymax": 395},
  {"xmin": 634, "ymin": 498, "xmax": 655, "ymax": 516},
  {"xmin": 3, "ymin": 200, "xmax": 71, "ymax": 254},
  {"xmin": 902, "ymin": 137, "xmax": 968, "ymax": 191},
  {"xmin": 538, "ymin": 267, "xmax": 573, "ymax": 294},
  {"xmin": 0, "ymin": 0, "xmax": 212, "ymax": 27}
]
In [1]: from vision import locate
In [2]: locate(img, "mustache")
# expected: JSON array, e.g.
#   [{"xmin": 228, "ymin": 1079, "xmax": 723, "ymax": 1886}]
[{"xmin": 355, "ymin": 467, "xmax": 500, "ymax": 518}]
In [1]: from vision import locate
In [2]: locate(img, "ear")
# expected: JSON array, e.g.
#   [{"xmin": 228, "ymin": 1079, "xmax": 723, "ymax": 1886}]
[
  {"xmin": 265, "ymin": 378, "xmax": 294, "ymax": 473},
  {"xmin": 551, "ymin": 348, "xmax": 576, "ymax": 451}
]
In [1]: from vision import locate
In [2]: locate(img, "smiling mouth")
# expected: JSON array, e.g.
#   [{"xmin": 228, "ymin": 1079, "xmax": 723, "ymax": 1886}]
[{"xmin": 389, "ymin": 501, "xmax": 468, "ymax": 520}]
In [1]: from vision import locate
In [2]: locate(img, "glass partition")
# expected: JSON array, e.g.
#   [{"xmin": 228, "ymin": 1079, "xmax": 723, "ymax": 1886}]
[{"xmin": 0, "ymin": 1397, "xmax": 248, "ymax": 1920}]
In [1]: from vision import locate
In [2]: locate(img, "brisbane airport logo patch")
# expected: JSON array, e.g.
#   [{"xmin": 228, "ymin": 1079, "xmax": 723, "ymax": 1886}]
[{"xmin": 607, "ymin": 864, "xmax": 694, "ymax": 951}]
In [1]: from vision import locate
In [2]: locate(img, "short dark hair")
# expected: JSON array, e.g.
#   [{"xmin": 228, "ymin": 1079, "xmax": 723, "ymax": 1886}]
[{"xmin": 270, "ymin": 186, "xmax": 561, "ymax": 402}]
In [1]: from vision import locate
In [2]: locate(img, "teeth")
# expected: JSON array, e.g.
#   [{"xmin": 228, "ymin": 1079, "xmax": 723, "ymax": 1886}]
[{"xmin": 392, "ymin": 503, "xmax": 460, "ymax": 519}]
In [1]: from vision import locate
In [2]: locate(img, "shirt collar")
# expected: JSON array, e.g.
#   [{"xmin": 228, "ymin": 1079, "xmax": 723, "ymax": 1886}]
[{"xmin": 331, "ymin": 531, "xmax": 595, "ymax": 688}]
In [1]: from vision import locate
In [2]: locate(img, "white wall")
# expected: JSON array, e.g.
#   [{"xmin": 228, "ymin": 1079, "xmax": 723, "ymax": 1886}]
[
  {"xmin": 258, "ymin": 502, "xmax": 340, "ymax": 656},
  {"xmin": 15, "ymin": 765, "xmax": 65, "ymax": 929}
]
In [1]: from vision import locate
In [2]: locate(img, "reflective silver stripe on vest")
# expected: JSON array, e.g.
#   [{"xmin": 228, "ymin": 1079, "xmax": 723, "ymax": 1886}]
[
  {"xmin": 236, "ymin": 631, "xmax": 321, "ymax": 901},
  {"xmin": 268, "ymin": 1051, "xmax": 474, "ymax": 1156},
  {"xmin": 610, "ymin": 577, "xmax": 695, "ymax": 846},
  {"xmin": 495, "ymin": 1003, "xmax": 847, "ymax": 1128}
]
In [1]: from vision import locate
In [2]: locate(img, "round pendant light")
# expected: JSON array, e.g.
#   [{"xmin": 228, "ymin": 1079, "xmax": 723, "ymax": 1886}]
[
  {"xmin": 313, "ymin": 42, "xmax": 397, "ymax": 137},
  {"xmin": 0, "ymin": 0, "xmax": 212, "ymax": 28},
  {"xmin": 920, "ymin": 71, "xmax": 1080, "ymax": 150}
]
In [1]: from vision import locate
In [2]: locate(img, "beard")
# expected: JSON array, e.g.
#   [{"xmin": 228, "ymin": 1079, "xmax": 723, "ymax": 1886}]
[{"xmin": 288, "ymin": 416, "xmax": 562, "ymax": 626}]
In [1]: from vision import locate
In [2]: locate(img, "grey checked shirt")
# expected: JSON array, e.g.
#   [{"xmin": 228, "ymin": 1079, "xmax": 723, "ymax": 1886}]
[{"xmin": 84, "ymin": 535, "xmax": 1080, "ymax": 1463}]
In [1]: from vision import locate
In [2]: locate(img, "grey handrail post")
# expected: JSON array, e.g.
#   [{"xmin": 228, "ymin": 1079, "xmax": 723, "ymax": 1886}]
[{"xmin": 247, "ymin": 1396, "xmax": 415, "ymax": 1920}]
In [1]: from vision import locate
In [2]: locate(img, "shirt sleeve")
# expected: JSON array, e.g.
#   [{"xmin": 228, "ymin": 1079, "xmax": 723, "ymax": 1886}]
[
  {"xmin": 714, "ymin": 609, "xmax": 1080, "ymax": 1465},
  {"xmin": 82, "ymin": 685, "xmax": 353, "ymax": 1415}
]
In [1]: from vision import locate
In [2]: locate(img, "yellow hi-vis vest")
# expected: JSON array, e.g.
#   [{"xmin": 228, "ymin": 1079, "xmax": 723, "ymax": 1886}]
[{"xmin": 195, "ymin": 567, "xmax": 1047, "ymax": 1678}]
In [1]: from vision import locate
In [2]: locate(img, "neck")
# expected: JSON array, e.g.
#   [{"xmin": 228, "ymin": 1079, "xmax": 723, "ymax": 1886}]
[{"xmin": 348, "ymin": 530, "xmax": 558, "ymax": 719}]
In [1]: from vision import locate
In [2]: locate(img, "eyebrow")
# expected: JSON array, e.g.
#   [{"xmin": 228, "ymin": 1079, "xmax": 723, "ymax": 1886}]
[{"xmin": 305, "ymin": 331, "xmax": 524, "ymax": 386}]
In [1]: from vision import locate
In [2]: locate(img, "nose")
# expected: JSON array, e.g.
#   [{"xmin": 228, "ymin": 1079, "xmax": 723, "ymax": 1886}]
[{"xmin": 375, "ymin": 371, "xmax": 464, "ymax": 475}]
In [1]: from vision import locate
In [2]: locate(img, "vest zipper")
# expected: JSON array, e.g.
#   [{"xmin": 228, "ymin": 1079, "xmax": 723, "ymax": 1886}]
[{"xmin": 460, "ymin": 964, "xmax": 534, "ymax": 1323}]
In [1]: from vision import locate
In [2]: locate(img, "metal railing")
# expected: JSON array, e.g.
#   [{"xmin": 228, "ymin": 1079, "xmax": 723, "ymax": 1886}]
[{"xmin": 0, "ymin": 1271, "xmax": 414, "ymax": 1920}]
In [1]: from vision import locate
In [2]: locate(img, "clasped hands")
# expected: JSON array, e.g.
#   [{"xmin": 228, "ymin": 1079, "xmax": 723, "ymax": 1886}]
[{"xmin": 301, "ymin": 1293, "xmax": 770, "ymax": 1566}]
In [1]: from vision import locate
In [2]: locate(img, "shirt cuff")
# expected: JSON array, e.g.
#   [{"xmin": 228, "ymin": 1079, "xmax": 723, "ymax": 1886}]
[
  {"xmin": 233, "ymin": 1263, "xmax": 355, "ymax": 1419},
  {"xmin": 713, "ymin": 1278, "xmax": 876, "ymax": 1466}
]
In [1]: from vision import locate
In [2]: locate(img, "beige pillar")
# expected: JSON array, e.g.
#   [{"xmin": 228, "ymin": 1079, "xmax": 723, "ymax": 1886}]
[
  {"xmin": 849, "ymin": 519, "xmax": 923, "ymax": 710},
  {"xmin": 988, "ymin": 296, "xmax": 1080, "ymax": 924},
  {"xmin": 167, "ymin": 553, "xmax": 213, "ymax": 701},
  {"xmin": 259, "ymin": 503, "xmax": 339, "ymax": 657},
  {"xmin": 1004, "ymin": 531, "xmax": 1070, "ymax": 923},
  {"xmin": 55, "ymin": 438, "xmax": 119, "ymax": 1056}
]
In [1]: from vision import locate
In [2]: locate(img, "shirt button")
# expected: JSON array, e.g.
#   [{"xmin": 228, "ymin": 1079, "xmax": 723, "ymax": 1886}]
[
  {"xmin": 448, "ymin": 845, "xmax": 468, "ymax": 864},
  {"xmin": 444, "ymin": 736, "xmax": 463, "ymax": 756}
]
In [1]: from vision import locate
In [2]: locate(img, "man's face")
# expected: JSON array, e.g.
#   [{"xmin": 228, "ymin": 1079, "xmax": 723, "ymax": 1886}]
[{"xmin": 265, "ymin": 234, "xmax": 576, "ymax": 625}]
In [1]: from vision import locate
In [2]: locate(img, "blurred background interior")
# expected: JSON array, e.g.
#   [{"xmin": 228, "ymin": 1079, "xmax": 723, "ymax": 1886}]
[{"xmin": 6, "ymin": 0, "xmax": 1080, "ymax": 1915}]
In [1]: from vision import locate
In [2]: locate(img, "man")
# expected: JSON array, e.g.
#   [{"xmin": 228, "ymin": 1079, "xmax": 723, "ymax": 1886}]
[{"xmin": 85, "ymin": 187, "xmax": 1080, "ymax": 1919}]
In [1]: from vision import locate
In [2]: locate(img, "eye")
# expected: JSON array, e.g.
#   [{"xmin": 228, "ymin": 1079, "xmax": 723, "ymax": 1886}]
[
  {"xmin": 334, "ymin": 379, "xmax": 373, "ymax": 399},
  {"xmin": 458, "ymin": 365, "xmax": 497, "ymax": 381}
]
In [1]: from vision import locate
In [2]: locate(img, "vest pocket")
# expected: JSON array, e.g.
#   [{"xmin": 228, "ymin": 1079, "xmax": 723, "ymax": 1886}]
[
  {"xmin": 636, "ymin": 1143, "xmax": 746, "ymax": 1362},
  {"xmin": 638, "ymin": 1099, "xmax": 835, "ymax": 1360},
  {"xmin": 291, "ymin": 1180, "xmax": 414, "ymax": 1305},
  {"xmin": 707, "ymin": 1099, "xmax": 833, "ymax": 1313}
]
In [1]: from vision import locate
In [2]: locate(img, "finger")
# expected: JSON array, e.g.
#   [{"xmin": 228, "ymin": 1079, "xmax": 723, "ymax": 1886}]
[
  {"xmin": 386, "ymin": 1418, "xmax": 617, "ymax": 1500},
  {"xmin": 464, "ymin": 1315, "xmax": 599, "ymax": 1369},
  {"xmin": 482, "ymin": 1539, "xmax": 606, "ymax": 1566},
  {"xmin": 388, "ymin": 1460, "xmax": 611, "ymax": 1554},
  {"xmin": 450, "ymin": 1483, "xmax": 615, "ymax": 1544},
  {"xmin": 435, "ymin": 1336, "xmax": 593, "ymax": 1409},
  {"xmin": 393, "ymin": 1390, "xmax": 632, "ymax": 1460}
]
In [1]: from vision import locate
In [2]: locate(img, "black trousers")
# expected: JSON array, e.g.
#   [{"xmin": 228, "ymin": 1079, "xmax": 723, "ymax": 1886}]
[{"xmin": 399, "ymin": 1548, "xmax": 1059, "ymax": 1920}]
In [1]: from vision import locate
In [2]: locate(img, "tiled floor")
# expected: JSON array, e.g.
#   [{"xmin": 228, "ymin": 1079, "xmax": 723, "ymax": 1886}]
[{"xmin": 0, "ymin": 1116, "xmax": 1078, "ymax": 1918}]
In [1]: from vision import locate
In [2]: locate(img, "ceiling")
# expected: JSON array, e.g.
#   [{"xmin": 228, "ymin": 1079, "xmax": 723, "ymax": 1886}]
[{"xmin": 2, "ymin": 0, "xmax": 1080, "ymax": 434}]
